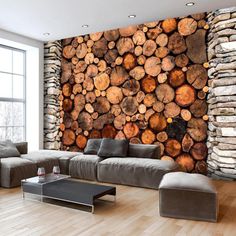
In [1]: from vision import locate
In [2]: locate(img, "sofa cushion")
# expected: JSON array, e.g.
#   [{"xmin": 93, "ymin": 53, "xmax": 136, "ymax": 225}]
[
  {"xmin": 97, "ymin": 157, "xmax": 179, "ymax": 189},
  {"xmin": 69, "ymin": 154, "xmax": 103, "ymax": 181},
  {"xmin": 14, "ymin": 142, "xmax": 28, "ymax": 154},
  {"xmin": 97, "ymin": 139, "xmax": 129, "ymax": 158},
  {"xmin": 0, "ymin": 157, "xmax": 37, "ymax": 188},
  {"xmin": 128, "ymin": 143, "xmax": 160, "ymax": 159},
  {"xmin": 84, "ymin": 139, "xmax": 102, "ymax": 155},
  {"xmin": 0, "ymin": 140, "xmax": 20, "ymax": 158}
]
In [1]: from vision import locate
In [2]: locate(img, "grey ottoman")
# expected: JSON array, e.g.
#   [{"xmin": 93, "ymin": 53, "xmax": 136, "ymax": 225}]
[{"xmin": 159, "ymin": 172, "xmax": 218, "ymax": 222}]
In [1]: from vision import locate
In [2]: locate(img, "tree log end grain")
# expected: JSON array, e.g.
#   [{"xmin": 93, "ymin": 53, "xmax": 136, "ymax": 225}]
[
  {"xmin": 176, "ymin": 154, "xmax": 195, "ymax": 172},
  {"xmin": 175, "ymin": 84, "xmax": 196, "ymax": 107}
]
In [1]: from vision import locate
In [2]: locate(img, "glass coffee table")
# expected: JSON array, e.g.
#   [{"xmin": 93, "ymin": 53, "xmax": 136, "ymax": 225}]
[{"xmin": 21, "ymin": 174, "xmax": 116, "ymax": 213}]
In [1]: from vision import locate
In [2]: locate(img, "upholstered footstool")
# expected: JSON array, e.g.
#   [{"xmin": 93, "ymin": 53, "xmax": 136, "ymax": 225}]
[{"xmin": 159, "ymin": 172, "xmax": 218, "ymax": 222}]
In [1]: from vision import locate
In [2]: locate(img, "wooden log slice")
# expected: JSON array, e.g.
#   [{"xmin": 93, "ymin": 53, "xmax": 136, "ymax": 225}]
[
  {"xmin": 123, "ymin": 53, "xmax": 137, "ymax": 71},
  {"xmin": 93, "ymin": 97, "xmax": 110, "ymax": 114},
  {"xmin": 102, "ymin": 125, "xmax": 117, "ymax": 139},
  {"xmin": 124, "ymin": 122, "xmax": 139, "ymax": 139},
  {"xmin": 86, "ymin": 64, "xmax": 98, "ymax": 78},
  {"xmin": 144, "ymin": 109, "xmax": 155, "ymax": 121},
  {"xmin": 85, "ymin": 91, "xmax": 96, "ymax": 103},
  {"xmin": 138, "ymin": 104, "xmax": 147, "ymax": 114},
  {"xmin": 137, "ymin": 55, "xmax": 146, "ymax": 65},
  {"xmin": 97, "ymin": 60, "xmax": 107, "ymax": 72},
  {"xmin": 169, "ymin": 68, "xmax": 185, "ymax": 87},
  {"xmin": 180, "ymin": 109, "xmax": 192, "ymax": 121},
  {"xmin": 62, "ymin": 83, "xmax": 72, "ymax": 97},
  {"xmin": 92, "ymin": 38, "xmax": 108, "ymax": 58},
  {"xmin": 111, "ymin": 104, "xmax": 121, "ymax": 117},
  {"xmin": 149, "ymin": 113, "xmax": 167, "ymax": 132},
  {"xmin": 155, "ymin": 47, "xmax": 169, "ymax": 58},
  {"xmin": 143, "ymin": 40, "xmax": 157, "ymax": 56},
  {"xmin": 85, "ymin": 103, "xmax": 94, "ymax": 114},
  {"xmin": 110, "ymin": 66, "xmax": 129, "ymax": 86},
  {"xmin": 161, "ymin": 56, "xmax": 175, "ymax": 72},
  {"xmin": 106, "ymin": 86, "xmax": 123, "ymax": 104},
  {"xmin": 161, "ymin": 156, "xmax": 175, "ymax": 162},
  {"xmin": 130, "ymin": 137, "xmax": 142, "ymax": 144},
  {"xmin": 144, "ymin": 21, "xmax": 159, "ymax": 28},
  {"xmin": 143, "ymin": 94, "xmax": 157, "ymax": 107},
  {"xmin": 187, "ymin": 118, "xmax": 207, "ymax": 142},
  {"xmin": 175, "ymin": 84, "xmax": 196, "ymax": 107},
  {"xmin": 162, "ymin": 18, "xmax": 177, "ymax": 33},
  {"xmin": 116, "ymin": 38, "xmax": 134, "ymax": 56},
  {"xmin": 74, "ymin": 94, "xmax": 85, "ymax": 112},
  {"xmin": 114, "ymin": 114, "xmax": 126, "ymax": 130},
  {"xmin": 197, "ymin": 20, "xmax": 207, "ymax": 28},
  {"xmin": 191, "ymin": 13, "xmax": 206, "ymax": 20},
  {"xmin": 186, "ymin": 29, "xmax": 207, "ymax": 64},
  {"xmin": 175, "ymin": 54, "xmax": 189, "ymax": 68},
  {"xmin": 76, "ymin": 43, "xmax": 87, "ymax": 59},
  {"xmin": 129, "ymin": 66, "xmax": 145, "ymax": 80},
  {"xmin": 62, "ymin": 129, "xmax": 75, "ymax": 146},
  {"xmin": 190, "ymin": 142, "xmax": 207, "ymax": 161},
  {"xmin": 166, "ymin": 117, "xmax": 186, "ymax": 141},
  {"xmin": 121, "ymin": 97, "xmax": 138, "ymax": 116},
  {"xmin": 74, "ymin": 73, "xmax": 84, "ymax": 84},
  {"xmin": 182, "ymin": 133, "xmax": 194, "ymax": 152},
  {"xmin": 115, "ymin": 131, "xmax": 126, "ymax": 140},
  {"xmin": 108, "ymin": 41, "xmax": 116, "ymax": 49},
  {"xmin": 94, "ymin": 72, "xmax": 110, "ymax": 90},
  {"xmin": 122, "ymin": 79, "xmax": 140, "ymax": 96},
  {"xmin": 186, "ymin": 64, "xmax": 208, "ymax": 89},
  {"xmin": 141, "ymin": 75, "xmax": 157, "ymax": 93},
  {"xmin": 75, "ymin": 61, "xmax": 87, "ymax": 73},
  {"xmin": 157, "ymin": 73, "xmax": 168, "ymax": 84},
  {"xmin": 89, "ymin": 130, "xmax": 101, "ymax": 139},
  {"xmin": 78, "ymin": 112, "xmax": 93, "ymax": 131},
  {"xmin": 153, "ymin": 101, "xmax": 164, "ymax": 112},
  {"xmin": 141, "ymin": 129, "xmax": 156, "ymax": 144},
  {"xmin": 155, "ymin": 84, "xmax": 175, "ymax": 104},
  {"xmin": 176, "ymin": 154, "xmax": 195, "ymax": 172},
  {"xmin": 85, "ymin": 53, "xmax": 95, "ymax": 65},
  {"xmin": 136, "ymin": 91, "xmax": 145, "ymax": 103},
  {"xmin": 64, "ymin": 113, "xmax": 72, "ymax": 128},
  {"xmin": 119, "ymin": 25, "xmax": 137, "ymax": 37},
  {"xmin": 71, "ymin": 109, "xmax": 79, "ymax": 121},
  {"xmin": 104, "ymin": 29, "xmax": 120, "ymax": 41},
  {"xmin": 63, "ymin": 45, "xmax": 76, "ymax": 59},
  {"xmin": 178, "ymin": 18, "xmax": 197, "ymax": 36},
  {"xmin": 165, "ymin": 139, "xmax": 181, "ymax": 157},
  {"xmin": 195, "ymin": 161, "xmax": 207, "ymax": 175},
  {"xmin": 197, "ymin": 90, "xmax": 206, "ymax": 100},
  {"xmin": 144, "ymin": 57, "xmax": 161, "ymax": 76},
  {"xmin": 93, "ymin": 113, "xmax": 114, "ymax": 130},
  {"xmin": 133, "ymin": 30, "xmax": 146, "ymax": 45},
  {"xmin": 156, "ymin": 131, "xmax": 168, "ymax": 142},
  {"xmin": 62, "ymin": 38, "xmax": 73, "ymax": 46},
  {"xmin": 190, "ymin": 99, "xmax": 208, "ymax": 118},
  {"xmin": 156, "ymin": 33, "xmax": 168, "ymax": 47},
  {"xmin": 147, "ymin": 27, "xmax": 162, "ymax": 40},
  {"xmin": 82, "ymin": 77, "xmax": 94, "ymax": 91},
  {"xmin": 168, "ymin": 32, "xmax": 187, "ymax": 54},
  {"xmin": 76, "ymin": 134, "xmax": 87, "ymax": 149},
  {"xmin": 63, "ymin": 99, "xmax": 73, "ymax": 112},
  {"xmin": 104, "ymin": 49, "xmax": 118, "ymax": 64},
  {"xmin": 90, "ymin": 32, "xmax": 103, "ymax": 41},
  {"xmin": 164, "ymin": 102, "xmax": 180, "ymax": 118},
  {"xmin": 134, "ymin": 46, "xmax": 143, "ymax": 56},
  {"xmin": 91, "ymin": 112, "xmax": 99, "ymax": 120}
]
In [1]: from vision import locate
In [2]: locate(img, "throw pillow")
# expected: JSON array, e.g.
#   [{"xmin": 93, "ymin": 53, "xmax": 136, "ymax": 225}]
[
  {"xmin": 84, "ymin": 139, "xmax": 102, "ymax": 155},
  {"xmin": 0, "ymin": 140, "xmax": 21, "ymax": 158},
  {"xmin": 97, "ymin": 138, "xmax": 129, "ymax": 158},
  {"xmin": 128, "ymin": 143, "xmax": 161, "ymax": 159},
  {"xmin": 14, "ymin": 142, "xmax": 28, "ymax": 154}
]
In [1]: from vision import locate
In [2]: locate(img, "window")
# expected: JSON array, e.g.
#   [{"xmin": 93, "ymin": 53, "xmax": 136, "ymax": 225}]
[{"xmin": 0, "ymin": 44, "xmax": 26, "ymax": 142}]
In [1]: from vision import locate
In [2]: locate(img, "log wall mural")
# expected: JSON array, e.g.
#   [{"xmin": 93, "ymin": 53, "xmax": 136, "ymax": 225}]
[{"xmin": 59, "ymin": 13, "xmax": 210, "ymax": 173}]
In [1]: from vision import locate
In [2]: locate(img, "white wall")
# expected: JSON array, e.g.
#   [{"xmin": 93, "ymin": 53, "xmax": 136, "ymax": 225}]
[{"xmin": 0, "ymin": 29, "xmax": 44, "ymax": 150}]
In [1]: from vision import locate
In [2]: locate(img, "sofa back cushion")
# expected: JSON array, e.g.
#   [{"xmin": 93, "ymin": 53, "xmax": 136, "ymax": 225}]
[
  {"xmin": 0, "ymin": 140, "xmax": 21, "ymax": 158},
  {"xmin": 84, "ymin": 139, "xmax": 102, "ymax": 155},
  {"xmin": 14, "ymin": 142, "xmax": 28, "ymax": 154},
  {"xmin": 98, "ymin": 139, "xmax": 129, "ymax": 158},
  {"xmin": 128, "ymin": 143, "xmax": 161, "ymax": 159}
]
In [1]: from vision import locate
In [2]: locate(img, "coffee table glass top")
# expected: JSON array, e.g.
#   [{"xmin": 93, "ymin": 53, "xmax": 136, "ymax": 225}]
[{"xmin": 22, "ymin": 173, "xmax": 70, "ymax": 185}]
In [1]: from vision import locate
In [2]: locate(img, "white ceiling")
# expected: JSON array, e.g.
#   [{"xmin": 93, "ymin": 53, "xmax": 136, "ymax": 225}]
[{"xmin": 0, "ymin": 0, "xmax": 235, "ymax": 42}]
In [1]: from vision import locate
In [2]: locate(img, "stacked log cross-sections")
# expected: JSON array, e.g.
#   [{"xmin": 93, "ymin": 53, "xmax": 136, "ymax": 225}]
[
  {"xmin": 60, "ymin": 14, "xmax": 209, "ymax": 173},
  {"xmin": 207, "ymin": 7, "xmax": 236, "ymax": 180}
]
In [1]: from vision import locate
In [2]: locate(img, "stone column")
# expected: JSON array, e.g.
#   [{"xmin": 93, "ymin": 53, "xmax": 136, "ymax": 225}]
[
  {"xmin": 207, "ymin": 7, "xmax": 236, "ymax": 180},
  {"xmin": 44, "ymin": 41, "xmax": 62, "ymax": 150}
]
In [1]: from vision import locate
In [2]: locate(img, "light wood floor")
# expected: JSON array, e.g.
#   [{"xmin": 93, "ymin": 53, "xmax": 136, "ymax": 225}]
[{"xmin": 0, "ymin": 179, "xmax": 236, "ymax": 236}]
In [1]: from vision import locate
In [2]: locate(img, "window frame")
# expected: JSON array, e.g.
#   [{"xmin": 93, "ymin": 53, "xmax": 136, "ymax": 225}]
[{"xmin": 0, "ymin": 44, "xmax": 26, "ymax": 141}]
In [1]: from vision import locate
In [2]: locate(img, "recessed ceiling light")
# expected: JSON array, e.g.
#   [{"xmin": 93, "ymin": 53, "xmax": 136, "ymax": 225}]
[
  {"xmin": 43, "ymin": 32, "xmax": 50, "ymax": 36},
  {"xmin": 128, "ymin": 14, "xmax": 136, "ymax": 18},
  {"xmin": 82, "ymin": 24, "xmax": 89, "ymax": 28},
  {"xmin": 186, "ymin": 2, "xmax": 195, "ymax": 6}
]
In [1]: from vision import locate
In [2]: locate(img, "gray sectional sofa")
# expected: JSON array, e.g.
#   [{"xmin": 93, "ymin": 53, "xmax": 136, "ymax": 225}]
[{"xmin": 0, "ymin": 139, "xmax": 179, "ymax": 189}]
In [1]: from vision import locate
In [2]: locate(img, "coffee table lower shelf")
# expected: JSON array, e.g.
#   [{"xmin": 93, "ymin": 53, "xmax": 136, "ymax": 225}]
[{"xmin": 22, "ymin": 177, "xmax": 116, "ymax": 213}]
